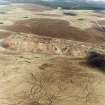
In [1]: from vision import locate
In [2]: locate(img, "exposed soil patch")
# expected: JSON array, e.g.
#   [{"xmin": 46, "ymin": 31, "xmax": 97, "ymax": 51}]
[
  {"xmin": 2, "ymin": 33, "xmax": 105, "ymax": 57},
  {"xmin": 2, "ymin": 18, "xmax": 104, "ymax": 43}
]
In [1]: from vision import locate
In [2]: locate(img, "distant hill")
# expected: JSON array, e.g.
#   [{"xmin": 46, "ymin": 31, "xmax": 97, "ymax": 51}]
[{"xmin": 8, "ymin": 0, "xmax": 105, "ymax": 10}]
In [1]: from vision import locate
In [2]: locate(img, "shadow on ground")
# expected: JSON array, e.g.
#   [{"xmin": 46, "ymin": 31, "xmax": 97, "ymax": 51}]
[{"xmin": 86, "ymin": 51, "xmax": 105, "ymax": 73}]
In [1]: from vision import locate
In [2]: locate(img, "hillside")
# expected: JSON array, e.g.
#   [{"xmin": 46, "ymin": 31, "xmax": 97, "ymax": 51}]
[
  {"xmin": 0, "ymin": 49, "xmax": 105, "ymax": 105},
  {"xmin": 0, "ymin": 3, "xmax": 105, "ymax": 105}
]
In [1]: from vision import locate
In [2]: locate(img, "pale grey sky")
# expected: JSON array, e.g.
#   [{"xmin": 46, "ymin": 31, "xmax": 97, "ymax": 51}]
[{"xmin": 40, "ymin": 0, "xmax": 105, "ymax": 1}]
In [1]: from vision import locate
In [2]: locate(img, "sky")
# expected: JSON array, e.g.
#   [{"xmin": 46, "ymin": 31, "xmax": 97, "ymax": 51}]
[
  {"xmin": 40, "ymin": 0, "xmax": 105, "ymax": 1},
  {"xmin": 88, "ymin": 0, "xmax": 105, "ymax": 1},
  {"xmin": 0, "ymin": 0, "xmax": 105, "ymax": 2},
  {"xmin": 1, "ymin": 0, "xmax": 104, "ymax": 10}
]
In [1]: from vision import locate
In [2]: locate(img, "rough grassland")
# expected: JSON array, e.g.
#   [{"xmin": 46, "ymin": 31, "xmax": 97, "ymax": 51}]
[{"xmin": 0, "ymin": 52, "xmax": 104, "ymax": 105}]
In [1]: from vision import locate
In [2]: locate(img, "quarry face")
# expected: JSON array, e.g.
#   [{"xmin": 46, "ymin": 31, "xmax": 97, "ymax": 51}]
[{"xmin": 0, "ymin": 3, "xmax": 105, "ymax": 105}]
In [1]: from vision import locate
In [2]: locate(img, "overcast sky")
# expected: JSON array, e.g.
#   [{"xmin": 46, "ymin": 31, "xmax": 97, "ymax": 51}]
[
  {"xmin": 88, "ymin": 0, "xmax": 105, "ymax": 1},
  {"xmin": 41, "ymin": 0, "xmax": 105, "ymax": 1}
]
